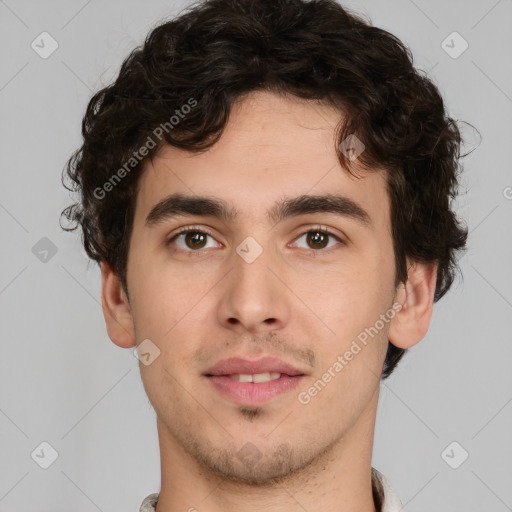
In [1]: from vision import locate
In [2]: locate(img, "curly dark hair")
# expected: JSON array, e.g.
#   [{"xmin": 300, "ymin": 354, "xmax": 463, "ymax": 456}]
[{"xmin": 61, "ymin": 0, "xmax": 468, "ymax": 383}]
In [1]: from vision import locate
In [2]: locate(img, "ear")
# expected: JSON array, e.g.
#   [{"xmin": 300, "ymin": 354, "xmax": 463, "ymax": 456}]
[
  {"xmin": 100, "ymin": 261, "xmax": 136, "ymax": 348},
  {"xmin": 388, "ymin": 260, "xmax": 438, "ymax": 349}
]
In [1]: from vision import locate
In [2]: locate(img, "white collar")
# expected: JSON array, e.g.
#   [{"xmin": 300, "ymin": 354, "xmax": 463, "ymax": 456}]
[{"xmin": 377, "ymin": 470, "xmax": 406, "ymax": 512}]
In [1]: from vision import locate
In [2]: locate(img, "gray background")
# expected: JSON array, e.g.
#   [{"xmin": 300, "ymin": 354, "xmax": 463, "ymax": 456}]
[{"xmin": 1, "ymin": 0, "xmax": 511, "ymax": 510}]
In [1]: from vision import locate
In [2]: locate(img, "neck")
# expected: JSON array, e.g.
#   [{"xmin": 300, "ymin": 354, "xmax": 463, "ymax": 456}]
[{"xmin": 155, "ymin": 389, "xmax": 381, "ymax": 512}]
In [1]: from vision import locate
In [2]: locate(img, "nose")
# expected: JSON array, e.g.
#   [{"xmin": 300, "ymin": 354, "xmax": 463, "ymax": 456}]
[{"xmin": 216, "ymin": 242, "xmax": 291, "ymax": 334}]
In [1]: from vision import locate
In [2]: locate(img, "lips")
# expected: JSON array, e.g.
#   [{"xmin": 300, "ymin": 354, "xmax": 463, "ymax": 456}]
[
  {"xmin": 204, "ymin": 356, "xmax": 305, "ymax": 377},
  {"xmin": 204, "ymin": 356, "xmax": 307, "ymax": 406}
]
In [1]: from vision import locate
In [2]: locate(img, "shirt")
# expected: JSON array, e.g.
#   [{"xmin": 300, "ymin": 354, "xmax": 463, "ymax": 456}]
[{"xmin": 138, "ymin": 469, "xmax": 405, "ymax": 512}]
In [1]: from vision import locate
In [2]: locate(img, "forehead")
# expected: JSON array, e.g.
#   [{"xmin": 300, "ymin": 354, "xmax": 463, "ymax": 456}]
[{"xmin": 134, "ymin": 90, "xmax": 390, "ymax": 230}]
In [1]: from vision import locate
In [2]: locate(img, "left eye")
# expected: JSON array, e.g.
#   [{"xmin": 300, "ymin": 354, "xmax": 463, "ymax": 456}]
[{"xmin": 292, "ymin": 229, "xmax": 342, "ymax": 251}]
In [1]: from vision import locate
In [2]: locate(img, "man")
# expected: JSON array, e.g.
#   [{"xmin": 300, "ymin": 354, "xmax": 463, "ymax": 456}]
[{"xmin": 61, "ymin": 0, "xmax": 468, "ymax": 510}]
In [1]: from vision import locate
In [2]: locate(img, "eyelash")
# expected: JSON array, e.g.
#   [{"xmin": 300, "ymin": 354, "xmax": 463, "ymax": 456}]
[{"xmin": 165, "ymin": 224, "xmax": 344, "ymax": 256}]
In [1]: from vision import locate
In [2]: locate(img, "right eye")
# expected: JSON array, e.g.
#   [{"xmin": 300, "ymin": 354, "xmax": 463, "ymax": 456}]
[{"xmin": 166, "ymin": 227, "xmax": 222, "ymax": 253}]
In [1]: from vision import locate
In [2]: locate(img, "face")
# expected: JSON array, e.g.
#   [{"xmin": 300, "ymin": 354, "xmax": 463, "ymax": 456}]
[{"xmin": 120, "ymin": 91, "xmax": 399, "ymax": 484}]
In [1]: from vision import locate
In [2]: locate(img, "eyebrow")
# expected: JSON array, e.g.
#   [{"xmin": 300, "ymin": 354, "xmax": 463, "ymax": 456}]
[{"xmin": 145, "ymin": 192, "xmax": 373, "ymax": 229}]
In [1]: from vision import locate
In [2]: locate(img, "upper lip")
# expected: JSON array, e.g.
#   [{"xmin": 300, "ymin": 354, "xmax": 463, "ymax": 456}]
[{"xmin": 204, "ymin": 356, "xmax": 306, "ymax": 377}]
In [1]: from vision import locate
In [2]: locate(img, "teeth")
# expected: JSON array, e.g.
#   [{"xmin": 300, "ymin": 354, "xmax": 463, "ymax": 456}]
[
  {"xmin": 253, "ymin": 372, "xmax": 281, "ymax": 383},
  {"xmin": 229, "ymin": 372, "xmax": 281, "ymax": 383}
]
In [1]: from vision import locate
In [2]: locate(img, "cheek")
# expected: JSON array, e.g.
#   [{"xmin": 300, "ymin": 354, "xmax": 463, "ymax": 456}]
[
  {"xmin": 136, "ymin": 316, "xmax": 203, "ymax": 415},
  {"xmin": 297, "ymin": 259, "xmax": 394, "ymax": 369},
  {"xmin": 139, "ymin": 359, "xmax": 193, "ymax": 422},
  {"xmin": 129, "ymin": 259, "xmax": 210, "ymax": 338},
  {"xmin": 301, "ymin": 259, "xmax": 389, "ymax": 322}
]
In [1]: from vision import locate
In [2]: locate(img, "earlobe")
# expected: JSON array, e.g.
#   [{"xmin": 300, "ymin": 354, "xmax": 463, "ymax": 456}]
[
  {"xmin": 388, "ymin": 260, "xmax": 438, "ymax": 350},
  {"xmin": 100, "ymin": 261, "xmax": 136, "ymax": 348}
]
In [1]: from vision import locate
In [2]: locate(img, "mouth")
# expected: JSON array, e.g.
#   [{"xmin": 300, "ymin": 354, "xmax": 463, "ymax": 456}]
[
  {"xmin": 220, "ymin": 372, "xmax": 287, "ymax": 383},
  {"xmin": 204, "ymin": 357, "xmax": 307, "ymax": 406}
]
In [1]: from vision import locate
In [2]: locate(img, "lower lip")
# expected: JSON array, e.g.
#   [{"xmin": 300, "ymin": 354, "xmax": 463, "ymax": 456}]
[{"xmin": 206, "ymin": 375, "xmax": 305, "ymax": 405}]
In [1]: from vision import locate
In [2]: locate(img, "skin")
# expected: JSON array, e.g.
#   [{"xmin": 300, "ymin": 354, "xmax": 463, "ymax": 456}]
[{"xmin": 101, "ymin": 90, "xmax": 437, "ymax": 512}]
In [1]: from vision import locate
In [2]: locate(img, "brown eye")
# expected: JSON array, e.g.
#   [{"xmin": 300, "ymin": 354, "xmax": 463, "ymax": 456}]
[
  {"xmin": 167, "ymin": 228, "xmax": 219, "ymax": 252},
  {"xmin": 306, "ymin": 231, "xmax": 329, "ymax": 249},
  {"xmin": 184, "ymin": 231, "xmax": 208, "ymax": 250},
  {"xmin": 292, "ymin": 228, "xmax": 343, "ymax": 253}
]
